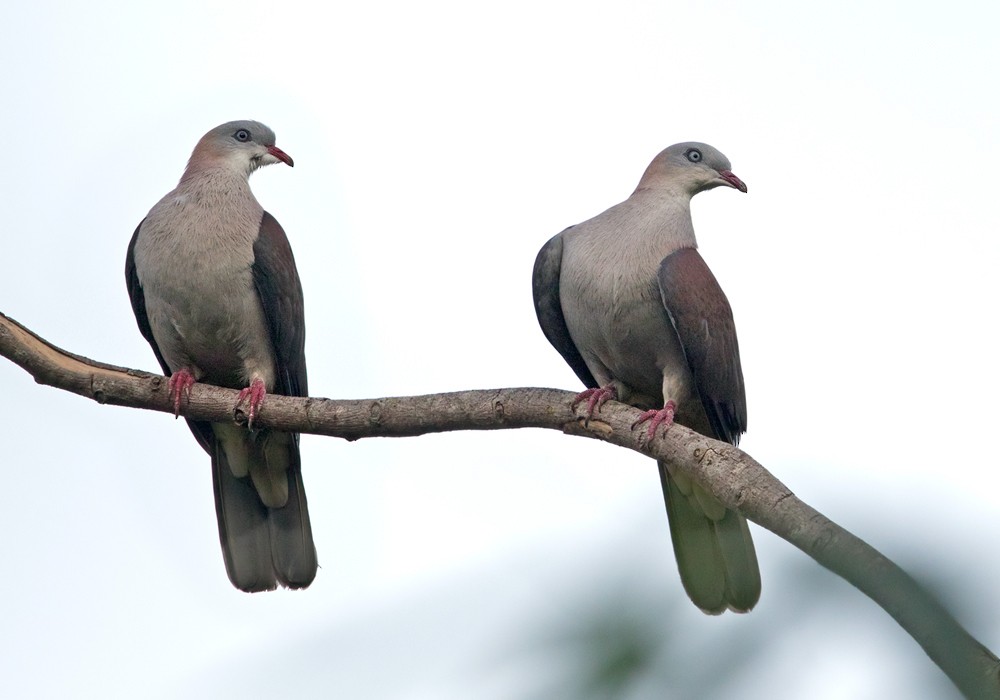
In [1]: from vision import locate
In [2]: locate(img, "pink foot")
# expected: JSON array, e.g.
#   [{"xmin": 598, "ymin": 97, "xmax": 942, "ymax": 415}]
[
  {"xmin": 167, "ymin": 369, "xmax": 196, "ymax": 417},
  {"xmin": 235, "ymin": 378, "xmax": 267, "ymax": 429},
  {"xmin": 571, "ymin": 384, "xmax": 618, "ymax": 422},
  {"xmin": 631, "ymin": 401, "xmax": 676, "ymax": 440}
]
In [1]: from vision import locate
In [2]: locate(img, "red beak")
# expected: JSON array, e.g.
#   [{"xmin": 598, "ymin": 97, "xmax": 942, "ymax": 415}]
[
  {"xmin": 267, "ymin": 145, "xmax": 294, "ymax": 167},
  {"xmin": 718, "ymin": 169, "xmax": 747, "ymax": 193}
]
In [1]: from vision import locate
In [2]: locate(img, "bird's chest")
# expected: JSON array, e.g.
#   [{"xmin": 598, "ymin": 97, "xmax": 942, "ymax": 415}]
[
  {"xmin": 571, "ymin": 264, "xmax": 663, "ymax": 342},
  {"xmin": 560, "ymin": 241, "xmax": 691, "ymax": 403},
  {"xmin": 134, "ymin": 205, "xmax": 271, "ymax": 383}
]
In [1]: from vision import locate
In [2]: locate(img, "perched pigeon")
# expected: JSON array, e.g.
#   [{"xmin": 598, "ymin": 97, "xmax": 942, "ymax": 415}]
[
  {"xmin": 533, "ymin": 142, "xmax": 759, "ymax": 613},
  {"xmin": 126, "ymin": 120, "xmax": 317, "ymax": 591}
]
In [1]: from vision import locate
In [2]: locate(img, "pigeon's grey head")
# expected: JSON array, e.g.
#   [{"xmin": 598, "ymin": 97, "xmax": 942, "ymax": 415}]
[
  {"xmin": 637, "ymin": 142, "xmax": 746, "ymax": 196},
  {"xmin": 186, "ymin": 120, "xmax": 294, "ymax": 177}
]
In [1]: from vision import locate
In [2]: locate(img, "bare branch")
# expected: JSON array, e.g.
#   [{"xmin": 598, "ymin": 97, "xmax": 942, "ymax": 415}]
[{"xmin": 2, "ymin": 310, "xmax": 998, "ymax": 698}]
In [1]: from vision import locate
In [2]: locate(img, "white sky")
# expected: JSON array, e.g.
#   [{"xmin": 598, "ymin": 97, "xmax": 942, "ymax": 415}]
[{"xmin": 1, "ymin": 1, "xmax": 998, "ymax": 698}]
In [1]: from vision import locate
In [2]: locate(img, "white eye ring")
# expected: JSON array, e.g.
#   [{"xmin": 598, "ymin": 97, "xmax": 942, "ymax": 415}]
[
  {"xmin": 686, "ymin": 149, "xmax": 702, "ymax": 163},
  {"xmin": 234, "ymin": 129, "xmax": 251, "ymax": 142}
]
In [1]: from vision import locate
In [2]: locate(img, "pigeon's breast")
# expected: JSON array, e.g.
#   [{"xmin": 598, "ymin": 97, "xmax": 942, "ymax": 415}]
[
  {"xmin": 133, "ymin": 192, "xmax": 275, "ymax": 389},
  {"xmin": 559, "ymin": 225, "xmax": 694, "ymax": 407}
]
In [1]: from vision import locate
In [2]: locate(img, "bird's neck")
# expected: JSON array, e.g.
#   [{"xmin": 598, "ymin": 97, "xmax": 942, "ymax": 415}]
[
  {"xmin": 180, "ymin": 153, "xmax": 257, "ymax": 184},
  {"xmin": 178, "ymin": 166, "xmax": 256, "ymax": 201},
  {"xmin": 158, "ymin": 167, "xmax": 264, "ymax": 245},
  {"xmin": 626, "ymin": 188, "xmax": 698, "ymax": 252}
]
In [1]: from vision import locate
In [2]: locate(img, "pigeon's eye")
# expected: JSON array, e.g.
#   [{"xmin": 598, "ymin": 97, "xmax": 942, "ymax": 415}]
[
  {"xmin": 234, "ymin": 129, "xmax": 251, "ymax": 142},
  {"xmin": 685, "ymin": 148, "xmax": 702, "ymax": 163}
]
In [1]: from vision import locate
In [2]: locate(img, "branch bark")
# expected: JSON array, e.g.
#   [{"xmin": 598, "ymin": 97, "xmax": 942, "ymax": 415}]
[{"xmin": 2, "ymin": 310, "xmax": 998, "ymax": 698}]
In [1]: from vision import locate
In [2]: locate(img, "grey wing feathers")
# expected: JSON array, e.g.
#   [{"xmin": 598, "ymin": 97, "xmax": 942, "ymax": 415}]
[
  {"xmin": 125, "ymin": 219, "xmax": 170, "ymax": 377},
  {"xmin": 532, "ymin": 229, "xmax": 598, "ymax": 389}
]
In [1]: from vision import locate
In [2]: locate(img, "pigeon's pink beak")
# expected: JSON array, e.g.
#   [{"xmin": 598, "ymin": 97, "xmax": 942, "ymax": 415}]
[
  {"xmin": 718, "ymin": 169, "xmax": 747, "ymax": 193},
  {"xmin": 268, "ymin": 145, "xmax": 294, "ymax": 167}
]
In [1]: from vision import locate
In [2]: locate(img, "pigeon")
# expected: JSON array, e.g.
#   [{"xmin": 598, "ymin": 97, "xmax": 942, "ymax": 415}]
[
  {"xmin": 533, "ymin": 142, "xmax": 760, "ymax": 613},
  {"xmin": 126, "ymin": 120, "xmax": 317, "ymax": 591}
]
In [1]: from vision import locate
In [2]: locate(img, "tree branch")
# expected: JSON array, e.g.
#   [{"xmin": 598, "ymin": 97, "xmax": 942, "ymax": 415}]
[{"xmin": 2, "ymin": 310, "xmax": 998, "ymax": 698}]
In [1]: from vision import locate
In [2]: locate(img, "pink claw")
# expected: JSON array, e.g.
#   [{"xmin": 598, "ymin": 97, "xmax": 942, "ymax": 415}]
[
  {"xmin": 631, "ymin": 400, "xmax": 676, "ymax": 440},
  {"xmin": 167, "ymin": 369, "xmax": 196, "ymax": 417},
  {"xmin": 572, "ymin": 384, "xmax": 618, "ymax": 422},
  {"xmin": 235, "ymin": 377, "xmax": 267, "ymax": 429}
]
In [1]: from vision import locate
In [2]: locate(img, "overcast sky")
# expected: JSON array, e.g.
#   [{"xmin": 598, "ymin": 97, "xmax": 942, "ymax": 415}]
[{"xmin": 2, "ymin": 1, "xmax": 998, "ymax": 698}]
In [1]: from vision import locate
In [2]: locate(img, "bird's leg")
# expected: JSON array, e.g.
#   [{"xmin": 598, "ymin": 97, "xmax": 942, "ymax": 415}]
[
  {"xmin": 571, "ymin": 384, "xmax": 618, "ymax": 423},
  {"xmin": 235, "ymin": 377, "xmax": 267, "ymax": 430},
  {"xmin": 167, "ymin": 369, "xmax": 196, "ymax": 417},
  {"xmin": 631, "ymin": 400, "xmax": 677, "ymax": 440}
]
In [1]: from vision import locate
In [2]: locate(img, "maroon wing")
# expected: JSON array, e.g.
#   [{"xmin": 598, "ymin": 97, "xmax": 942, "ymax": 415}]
[
  {"xmin": 657, "ymin": 247, "xmax": 746, "ymax": 446},
  {"xmin": 251, "ymin": 211, "xmax": 308, "ymax": 399}
]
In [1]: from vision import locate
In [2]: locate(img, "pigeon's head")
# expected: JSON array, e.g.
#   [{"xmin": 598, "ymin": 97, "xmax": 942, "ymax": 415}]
[
  {"xmin": 187, "ymin": 120, "xmax": 294, "ymax": 177},
  {"xmin": 638, "ymin": 142, "xmax": 746, "ymax": 196}
]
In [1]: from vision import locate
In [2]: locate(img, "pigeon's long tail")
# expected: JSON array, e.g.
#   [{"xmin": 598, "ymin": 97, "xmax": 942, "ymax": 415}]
[
  {"xmin": 212, "ymin": 430, "xmax": 317, "ymax": 592},
  {"xmin": 659, "ymin": 460, "xmax": 760, "ymax": 614},
  {"xmin": 267, "ymin": 451, "xmax": 317, "ymax": 589}
]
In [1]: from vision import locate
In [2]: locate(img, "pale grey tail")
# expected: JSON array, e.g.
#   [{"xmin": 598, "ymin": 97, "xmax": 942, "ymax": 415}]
[
  {"xmin": 212, "ymin": 434, "xmax": 317, "ymax": 592},
  {"xmin": 659, "ymin": 460, "xmax": 760, "ymax": 614}
]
